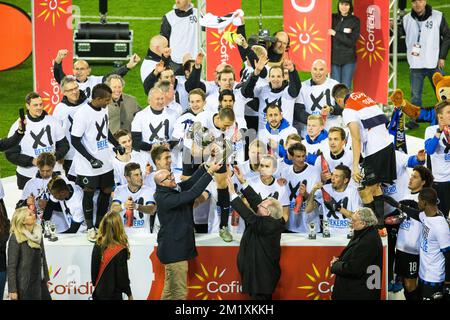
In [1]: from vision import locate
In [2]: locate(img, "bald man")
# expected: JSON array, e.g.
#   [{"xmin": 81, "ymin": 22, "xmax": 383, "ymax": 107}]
[
  {"xmin": 53, "ymin": 49, "xmax": 140, "ymax": 100},
  {"xmin": 294, "ymin": 59, "xmax": 343, "ymax": 137},
  {"xmin": 154, "ymin": 161, "xmax": 221, "ymax": 300},
  {"xmin": 140, "ymin": 35, "xmax": 180, "ymax": 82}
]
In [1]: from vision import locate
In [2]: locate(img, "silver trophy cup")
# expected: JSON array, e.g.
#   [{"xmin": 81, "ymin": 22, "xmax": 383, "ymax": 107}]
[
  {"xmin": 322, "ymin": 220, "xmax": 330, "ymax": 238},
  {"xmin": 49, "ymin": 222, "xmax": 58, "ymax": 242},
  {"xmin": 308, "ymin": 222, "xmax": 316, "ymax": 240},
  {"xmin": 43, "ymin": 221, "xmax": 51, "ymax": 239}
]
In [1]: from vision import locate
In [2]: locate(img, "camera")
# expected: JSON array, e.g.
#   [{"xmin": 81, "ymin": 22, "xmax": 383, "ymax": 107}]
[{"xmin": 248, "ymin": 29, "xmax": 277, "ymax": 49}]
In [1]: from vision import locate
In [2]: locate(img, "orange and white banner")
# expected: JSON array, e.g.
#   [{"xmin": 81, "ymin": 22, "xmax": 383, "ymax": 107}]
[
  {"xmin": 32, "ymin": 0, "xmax": 73, "ymax": 114},
  {"xmin": 205, "ymin": 0, "xmax": 242, "ymax": 81},
  {"xmin": 284, "ymin": 0, "xmax": 332, "ymax": 72},
  {"xmin": 353, "ymin": 0, "xmax": 390, "ymax": 104},
  {"xmin": 148, "ymin": 245, "xmax": 387, "ymax": 300}
]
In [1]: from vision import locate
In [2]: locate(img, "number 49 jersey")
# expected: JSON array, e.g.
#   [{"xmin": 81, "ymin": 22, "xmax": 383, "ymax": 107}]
[{"xmin": 112, "ymin": 184, "xmax": 157, "ymax": 234}]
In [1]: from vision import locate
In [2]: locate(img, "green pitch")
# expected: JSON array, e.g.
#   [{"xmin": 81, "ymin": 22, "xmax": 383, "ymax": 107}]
[{"xmin": 1, "ymin": 0, "xmax": 449, "ymax": 177}]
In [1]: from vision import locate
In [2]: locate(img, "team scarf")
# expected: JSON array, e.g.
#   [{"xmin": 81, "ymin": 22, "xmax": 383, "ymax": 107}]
[
  {"xmin": 388, "ymin": 107, "xmax": 407, "ymax": 153},
  {"xmin": 199, "ymin": 9, "xmax": 244, "ymax": 32},
  {"xmin": 94, "ymin": 244, "xmax": 126, "ymax": 287}
]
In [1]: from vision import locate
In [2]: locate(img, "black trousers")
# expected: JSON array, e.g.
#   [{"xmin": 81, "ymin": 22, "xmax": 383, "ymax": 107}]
[{"xmin": 433, "ymin": 181, "xmax": 450, "ymax": 218}]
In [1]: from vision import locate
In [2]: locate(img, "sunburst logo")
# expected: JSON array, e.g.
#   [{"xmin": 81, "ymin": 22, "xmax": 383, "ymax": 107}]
[
  {"xmin": 356, "ymin": 5, "xmax": 386, "ymax": 67},
  {"xmin": 37, "ymin": 0, "xmax": 69, "ymax": 27},
  {"xmin": 297, "ymin": 263, "xmax": 335, "ymax": 300},
  {"xmin": 208, "ymin": 24, "xmax": 237, "ymax": 52},
  {"xmin": 41, "ymin": 90, "xmax": 58, "ymax": 114},
  {"xmin": 187, "ymin": 263, "xmax": 241, "ymax": 300},
  {"xmin": 287, "ymin": 17, "xmax": 325, "ymax": 61},
  {"xmin": 356, "ymin": 35, "xmax": 386, "ymax": 67}
]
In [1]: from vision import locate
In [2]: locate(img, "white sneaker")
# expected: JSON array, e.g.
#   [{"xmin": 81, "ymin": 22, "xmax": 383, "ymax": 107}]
[{"xmin": 87, "ymin": 228, "xmax": 97, "ymax": 242}]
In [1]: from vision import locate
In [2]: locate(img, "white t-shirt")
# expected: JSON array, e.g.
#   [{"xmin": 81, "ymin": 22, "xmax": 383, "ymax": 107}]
[
  {"xmin": 381, "ymin": 150, "xmax": 413, "ymax": 214},
  {"xmin": 8, "ymin": 115, "xmax": 65, "ymax": 178},
  {"xmin": 21, "ymin": 176, "xmax": 52, "ymax": 208},
  {"xmin": 424, "ymin": 125, "xmax": 450, "ymax": 182},
  {"xmin": 253, "ymin": 85, "xmax": 297, "ymax": 130},
  {"xmin": 48, "ymin": 182, "xmax": 85, "ymax": 233},
  {"xmin": 258, "ymin": 122, "xmax": 298, "ymax": 157},
  {"xmin": 396, "ymin": 192, "xmax": 422, "ymax": 255},
  {"xmin": 71, "ymin": 104, "xmax": 113, "ymax": 176},
  {"xmin": 319, "ymin": 184, "xmax": 361, "ymax": 235},
  {"xmin": 296, "ymin": 78, "xmax": 342, "ymax": 136},
  {"xmin": 418, "ymin": 212, "xmax": 450, "ymax": 283},
  {"xmin": 112, "ymin": 151, "xmax": 153, "ymax": 187},
  {"xmin": 112, "ymin": 184, "xmax": 157, "ymax": 234},
  {"xmin": 52, "ymin": 101, "xmax": 88, "ymax": 161},
  {"xmin": 76, "ymin": 76, "xmax": 103, "ymax": 100},
  {"xmin": 167, "ymin": 101, "xmax": 183, "ymax": 118},
  {"xmin": 131, "ymin": 106, "xmax": 177, "ymax": 145},
  {"xmin": 281, "ymin": 163, "xmax": 322, "ymax": 233}
]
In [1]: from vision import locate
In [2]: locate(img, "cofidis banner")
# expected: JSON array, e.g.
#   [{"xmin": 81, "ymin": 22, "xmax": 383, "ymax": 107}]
[
  {"xmin": 284, "ymin": 0, "xmax": 332, "ymax": 71},
  {"xmin": 32, "ymin": 0, "xmax": 73, "ymax": 114},
  {"xmin": 353, "ymin": 0, "xmax": 390, "ymax": 104}
]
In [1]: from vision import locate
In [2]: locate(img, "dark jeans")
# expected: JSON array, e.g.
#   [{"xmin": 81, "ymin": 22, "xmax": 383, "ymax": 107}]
[
  {"xmin": 409, "ymin": 68, "xmax": 442, "ymax": 107},
  {"xmin": 0, "ymin": 271, "xmax": 6, "ymax": 300},
  {"xmin": 331, "ymin": 63, "xmax": 356, "ymax": 89}
]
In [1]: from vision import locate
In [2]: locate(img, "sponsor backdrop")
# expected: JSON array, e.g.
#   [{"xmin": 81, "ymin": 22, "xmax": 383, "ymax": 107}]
[
  {"xmin": 205, "ymin": 0, "xmax": 242, "ymax": 81},
  {"xmin": 45, "ymin": 235, "xmax": 387, "ymax": 300},
  {"xmin": 353, "ymin": 0, "xmax": 390, "ymax": 104},
  {"xmin": 284, "ymin": 0, "xmax": 332, "ymax": 72},
  {"xmin": 32, "ymin": 0, "xmax": 73, "ymax": 115}
]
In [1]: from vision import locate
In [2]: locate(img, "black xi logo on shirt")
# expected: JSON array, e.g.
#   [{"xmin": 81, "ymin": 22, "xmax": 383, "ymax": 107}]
[{"xmin": 31, "ymin": 125, "xmax": 53, "ymax": 149}]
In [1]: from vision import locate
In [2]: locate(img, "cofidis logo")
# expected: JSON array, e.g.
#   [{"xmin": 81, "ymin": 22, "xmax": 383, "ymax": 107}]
[
  {"xmin": 47, "ymin": 265, "xmax": 94, "ymax": 299},
  {"xmin": 187, "ymin": 263, "xmax": 242, "ymax": 300},
  {"xmin": 297, "ymin": 263, "xmax": 335, "ymax": 300}
]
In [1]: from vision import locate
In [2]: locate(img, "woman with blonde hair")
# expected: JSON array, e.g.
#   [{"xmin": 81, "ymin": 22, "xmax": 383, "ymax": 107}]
[
  {"xmin": 7, "ymin": 206, "xmax": 51, "ymax": 300},
  {"xmin": 91, "ymin": 211, "xmax": 132, "ymax": 300}
]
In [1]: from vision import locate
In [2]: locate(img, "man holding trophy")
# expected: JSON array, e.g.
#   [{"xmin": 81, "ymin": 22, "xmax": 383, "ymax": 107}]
[{"xmin": 183, "ymin": 107, "xmax": 241, "ymax": 242}]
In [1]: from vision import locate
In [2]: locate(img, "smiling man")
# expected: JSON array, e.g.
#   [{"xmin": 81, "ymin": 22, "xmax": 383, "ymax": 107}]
[{"xmin": 6, "ymin": 92, "xmax": 69, "ymax": 190}]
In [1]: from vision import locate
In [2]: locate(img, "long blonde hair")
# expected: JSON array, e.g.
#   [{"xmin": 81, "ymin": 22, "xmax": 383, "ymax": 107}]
[
  {"xmin": 10, "ymin": 207, "xmax": 31, "ymax": 239},
  {"xmin": 96, "ymin": 211, "xmax": 130, "ymax": 259}
]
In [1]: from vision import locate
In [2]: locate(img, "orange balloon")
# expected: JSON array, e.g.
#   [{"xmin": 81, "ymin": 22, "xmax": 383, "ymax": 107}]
[{"xmin": 0, "ymin": 3, "xmax": 32, "ymax": 71}]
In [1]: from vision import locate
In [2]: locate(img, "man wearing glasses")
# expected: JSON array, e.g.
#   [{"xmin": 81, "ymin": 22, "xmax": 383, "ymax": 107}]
[
  {"xmin": 153, "ymin": 161, "xmax": 222, "ymax": 300},
  {"xmin": 53, "ymin": 76, "xmax": 89, "ymax": 180}
]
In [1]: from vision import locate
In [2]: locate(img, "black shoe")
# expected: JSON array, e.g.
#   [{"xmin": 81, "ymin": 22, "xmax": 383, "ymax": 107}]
[{"xmin": 405, "ymin": 119, "xmax": 419, "ymax": 129}]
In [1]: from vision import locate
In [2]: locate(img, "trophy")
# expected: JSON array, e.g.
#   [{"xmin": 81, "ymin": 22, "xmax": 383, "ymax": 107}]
[
  {"xmin": 209, "ymin": 138, "xmax": 234, "ymax": 164},
  {"xmin": 43, "ymin": 221, "xmax": 51, "ymax": 239},
  {"xmin": 49, "ymin": 222, "xmax": 58, "ymax": 242},
  {"xmin": 188, "ymin": 122, "xmax": 215, "ymax": 147},
  {"xmin": 347, "ymin": 219, "xmax": 354, "ymax": 239},
  {"xmin": 308, "ymin": 222, "xmax": 316, "ymax": 240},
  {"xmin": 322, "ymin": 220, "xmax": 330, "ymax": 238}
]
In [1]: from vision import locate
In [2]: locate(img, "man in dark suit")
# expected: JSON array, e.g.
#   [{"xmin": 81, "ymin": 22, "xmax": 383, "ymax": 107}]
[
  {"xmin": 330, "ymin": 207, "xmax": 383, "ymax": 300},
  {"xmin": 153, "ymin": 161, "xmax": 221, "ymax": 300},
  {"xmin": 227, "ymin": 169, "xmax": 286, "ymax": 300}
]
